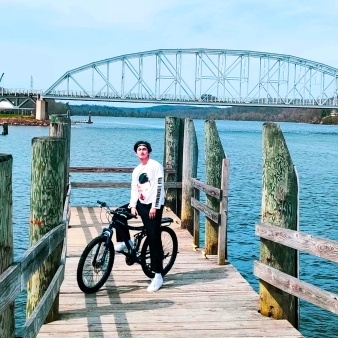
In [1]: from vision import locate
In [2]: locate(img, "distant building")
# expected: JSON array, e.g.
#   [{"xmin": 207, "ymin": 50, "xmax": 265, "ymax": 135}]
[
  {"xmin": 330, "ymin": 110, "xmax": 338, "ymax": 117},
  {"xmin": 0, "ymin": 101, "xmax": 14, "ymax": 109}
]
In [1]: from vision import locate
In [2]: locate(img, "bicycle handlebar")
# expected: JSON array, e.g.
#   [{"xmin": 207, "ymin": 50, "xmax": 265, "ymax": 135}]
[
  {"xmin": 97, "ymin": 200, "xmax": 107, "ymax": 207},
  {"xmin": 97, "ymin": 200, "xmax": 136, "ymax": 219}
]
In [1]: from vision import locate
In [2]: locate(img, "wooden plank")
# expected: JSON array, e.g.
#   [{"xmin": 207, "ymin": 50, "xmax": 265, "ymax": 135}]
[
  {"xmin": 37, "ymin": 321, "xmax": 300, "ymax": 332},
  {"xmin": 21, "ymin": 223, "xmax": 66, "ymax": 287},
  {"xmin": 193, "ymin": 186, "xmax": 200, "ymax": 248},
  {"xmin": 256, "ymin": 222, "xmax": 338, "ymax": 263},
  {"xmin": 218, "ymin": 158, "xmax": 229, "ymax": 264},
  {"xmin": 69, "ymin": 167, "xmax": 175, "ymax": 173},
  {"xmin": 16, "ymin": 265, "xmax": 65, "ymax": 338},
  {"xmin": 61, "ymin": 187, "xmax": 71, "ymax": 264},
  {"xmin": 191, "ymin": 197, "xmax": 220, "ymax": 223},
  {"xmin": 0, "ymin": 223, "xmax": 66, "ymax": 315},
  {"xmin": 254, "ymin": 261, "xmax": 338, "ymax": 315},
  {"xmin": 0, "ymin": 263, "xmax": 21, "ymax": 315},
  {"xmin": 71, "ymin": 182, "xmax": 182, "ymax": 188},
  {"xmin": 34, "ymin": 206, "xmax": 303, "ymax": 338},
  {"xmin": 37, "ymin": 331, "xmax": 303, "ymax": 338},
  {"xmin": 39, "ymin": 314, "xmax": 290, "ymax": 324},
  {"xmin": 191, "ymin": 178, "xmax": 222, "ymax": 200},
  {"xmin": 62, "ymin": 185, "xmax": 71, "ymax": 223},
  {"xmin": 71, "ymin": 182, "xmax": 130, "ymax": 188}
]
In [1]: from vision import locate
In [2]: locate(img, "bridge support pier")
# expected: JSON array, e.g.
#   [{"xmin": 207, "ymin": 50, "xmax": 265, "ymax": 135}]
[{"xmin": 36, "ymin": 99, "xmax": 48, "ymax": 120}]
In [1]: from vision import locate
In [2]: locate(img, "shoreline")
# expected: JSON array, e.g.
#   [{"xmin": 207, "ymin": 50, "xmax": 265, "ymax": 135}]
[{"xmin": 0, "ymin": 117, "xmax": 50, "ymax": 126}]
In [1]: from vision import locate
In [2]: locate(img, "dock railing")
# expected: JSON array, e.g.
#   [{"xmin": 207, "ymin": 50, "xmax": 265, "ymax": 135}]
[
  {"xmin": 0, "ymin": 186, "xmax": 71, "ymax": 338},
  {"xmin": 69, "ymin": 157, "xmax": 230, "ymax": 267},
  {"xmin": 254, "ymin": 122, "xmax": 338, "ymax": 329},
  {"xmin": 69, "ymin": 166, "xmax": 181, "ymax": 189},
  {"xmin": 190, "ymin": 158, "xmax": 230, "ymax": 265},
  {"xmin": 254, "ymin": 222, "xmax": 338, "ymax": 316}
]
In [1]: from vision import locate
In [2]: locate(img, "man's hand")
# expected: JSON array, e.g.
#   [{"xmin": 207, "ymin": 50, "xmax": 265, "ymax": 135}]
[
  {"xmin": 131, "ymin": 207, "xmax": 138, "ymax": 218},
  {"xmin": 149, "ymin": 207, "xmax": 156, "ymax": 219}
]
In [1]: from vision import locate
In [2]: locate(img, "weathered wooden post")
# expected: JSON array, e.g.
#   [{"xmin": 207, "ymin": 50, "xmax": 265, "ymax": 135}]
[
  {"xmin": 54, "ymin": 114, "xmax": 71, "ymax": 171},
  {"xmin": 0, "ymin": 154, "xmax": 14, "ymax": 337},
  {"xmin": 181, "ymin": 119, "xmax": 198, "ymax": 234},
  {"xmin": 193, "ymin": 180, "xmax": 200, "ymax": 248},
  {"xmin": 26, "ymin": 137, "xmax": 65, "ymax": 323},
  {"xmin": 177, "ymin": 118, "xmax": 185, "ymax": 217},
  {"xmin": 218, "ymin": 158, "xmax": 230, "ymax": 264},
  {"xmin": 2, "ymin": 123, "xmax": 8, "ymax": 135},
  {"xmin": 259, "ymin": 122, "xmax": 298, "ymax": 327},
  {"xmin": 88, "ymin": 111, "xmax": 92, "ymax": 124},
  {"xmin": 205, "ymin": 120, "xmax": 226, "ymax": 254},
  {"xmin": 49, "ymin": 114, "xmax": 71, "ymax": 203},
  {"xmin": 163, "ymin": 117, "xmax": 181, "ymax": 214}
]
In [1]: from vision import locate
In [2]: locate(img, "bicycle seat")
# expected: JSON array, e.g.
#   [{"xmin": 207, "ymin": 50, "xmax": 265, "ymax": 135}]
[
  {"xmin": 161, "ymin": 217, "xmax": 173, "ymax": 224},
  {"xmin": 126, "ymin": 224, "xmax": 146, "ymax": 231},
  {"xmin": 123, "ymin": 217, "xmax": 173, "ymax": 230}
]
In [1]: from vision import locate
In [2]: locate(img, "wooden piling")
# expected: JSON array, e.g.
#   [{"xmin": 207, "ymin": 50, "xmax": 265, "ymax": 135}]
[
  {"xmin": 26, "ymin": 137, "xmax": 66, "ymax": 323},
  {"xmin": 181, "ymin": 119, "xmax": 198, "ymax": 234},
  {"xmin": 54, "ymin": 115, "xmax": 71, "ymax": 181},
  {"xmin": 204, "ymin": 120, "xmax": 226, "ymax": 255},
  {"xmin": 163, "ymin": 117, "xmax": 181, "ymax": 214},
  {"xmin": 2, "ymin": 123, "xmax": 8, "ymax": 135},
  {"xmin": 218, "ymin": 158, "xmax": 230, "ymax": 264},
  {"xmin": 193, "ymin": 180, "xmax": 200, "ymax": 248},
  {"xmin": 260, "ymin": 122, "xmax": 298, "ymax": 328},
  {"xmin": 176, "ymin": 118, "xmax": 185, "ymax": 217},
  {"xmin": 0, "ymin": 154, "xmax": 14, "ymax": 338},
  {"xmin": 49, "ymin": 115, "xmax": 71, "ymax": 202}
]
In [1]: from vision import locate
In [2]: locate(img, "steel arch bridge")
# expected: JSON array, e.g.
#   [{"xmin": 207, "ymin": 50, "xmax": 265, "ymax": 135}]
[{"xmin": 3, "ymin": 49, "xmax": 338, "ymax": 108}]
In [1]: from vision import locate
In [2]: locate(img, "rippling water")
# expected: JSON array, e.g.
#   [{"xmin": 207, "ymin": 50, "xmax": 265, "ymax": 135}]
[{"xmin": 1, "ymin": 116, "xmax": 338, "ymax": 338}]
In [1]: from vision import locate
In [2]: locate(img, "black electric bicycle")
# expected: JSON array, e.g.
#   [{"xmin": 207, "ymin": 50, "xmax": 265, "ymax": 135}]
[{"xmin": 76, "ymin": 201, "xmax": 178, "ymax": 294}]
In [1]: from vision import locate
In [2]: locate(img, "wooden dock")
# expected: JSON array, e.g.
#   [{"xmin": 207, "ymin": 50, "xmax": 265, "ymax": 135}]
[{"xmin": 37, "ymin": 206, "xmax": 303, "ymax": 338}]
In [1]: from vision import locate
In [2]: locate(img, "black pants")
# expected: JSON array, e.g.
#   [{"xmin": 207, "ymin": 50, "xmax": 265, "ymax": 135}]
[{"xmin": 116, "ymin": 201, "xmax": 164, "ymax": 274}]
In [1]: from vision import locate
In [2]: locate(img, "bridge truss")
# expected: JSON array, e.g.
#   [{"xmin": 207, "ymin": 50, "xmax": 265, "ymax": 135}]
[
  {"xmin": 3, "ymin": 49, "xmax": 338, "ymax": 108},
  {"xmin": 0, "ymin": 92, "xmax": 37, "ymax": 112}
]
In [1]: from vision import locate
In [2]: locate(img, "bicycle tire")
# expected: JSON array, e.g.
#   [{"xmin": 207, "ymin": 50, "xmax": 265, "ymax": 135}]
[
  {"xmin": 77, "ymin": 234, "xmax": 115, "ymax": 293},
  {"xmin": 141, "ymin": 226, "xmax": 178, "ymax": 278}
]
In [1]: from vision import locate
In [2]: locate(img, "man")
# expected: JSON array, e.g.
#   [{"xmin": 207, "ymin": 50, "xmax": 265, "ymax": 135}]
[{"xmin": 114, "ymin": 140, "xmax": 165, "ymax": 292}]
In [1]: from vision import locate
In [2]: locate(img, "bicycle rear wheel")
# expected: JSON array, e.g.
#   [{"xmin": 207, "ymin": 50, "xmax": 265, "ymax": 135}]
[
  {"xmin": 141, "ymin": 226, "xmax": 178, "ymax": 278},
  {"xmin": 77, "ymin": 235, "xmax": 115, "ymax": 293}
]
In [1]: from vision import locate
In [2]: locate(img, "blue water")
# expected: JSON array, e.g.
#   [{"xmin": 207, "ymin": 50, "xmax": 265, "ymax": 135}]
[{"xmin": 1, "ymin": 116, "xmax": 338, "ymax": 338}]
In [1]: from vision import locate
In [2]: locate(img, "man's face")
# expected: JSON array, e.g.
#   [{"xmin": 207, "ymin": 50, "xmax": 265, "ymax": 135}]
[{"xmin": 136, "ymin": 145, "xmax": 149, "ymax": 160}]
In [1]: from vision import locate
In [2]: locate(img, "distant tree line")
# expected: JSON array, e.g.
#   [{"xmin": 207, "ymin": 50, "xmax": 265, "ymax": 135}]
[{"xmin": 47, "ymin": 100, "xmax": 336, "ymax": 124}]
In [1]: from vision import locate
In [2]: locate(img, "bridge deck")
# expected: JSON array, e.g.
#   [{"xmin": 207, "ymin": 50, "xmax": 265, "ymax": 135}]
[{"xmin": 37, "ymin": 206, "xmax": 303, "ymax": 337}]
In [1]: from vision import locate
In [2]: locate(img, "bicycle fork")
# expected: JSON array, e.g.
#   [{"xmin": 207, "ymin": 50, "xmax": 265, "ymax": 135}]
[{"xmin": 92, "ymin": 228, "xmax": 113, "ymax": 268}]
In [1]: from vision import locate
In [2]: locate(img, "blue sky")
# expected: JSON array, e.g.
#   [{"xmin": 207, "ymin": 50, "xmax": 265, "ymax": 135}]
[{"xmin": 1, "ymin": 0, "xmax": 338, "ymax": 91}]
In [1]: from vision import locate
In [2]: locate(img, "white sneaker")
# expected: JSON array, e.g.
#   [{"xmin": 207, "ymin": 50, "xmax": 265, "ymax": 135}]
[
  {"xmin": 114, "ymin": 241, "xmax": 127, "ymax": 252},
  {"xmin": 147, "ymin": 275, "xmax": 163, "ymax": 292},
  {"xmin": 114, "ymin": 240, "xmax": 132, "ymax": 252}
]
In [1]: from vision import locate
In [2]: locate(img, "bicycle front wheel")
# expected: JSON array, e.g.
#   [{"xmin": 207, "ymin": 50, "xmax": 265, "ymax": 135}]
[
  {"xmin": 141, "ymin": 226, "xmax": 178, "ymax": 279},
  {"xmin": 77, "ymin": 235, "xmax": 115, "ymax": 293}
]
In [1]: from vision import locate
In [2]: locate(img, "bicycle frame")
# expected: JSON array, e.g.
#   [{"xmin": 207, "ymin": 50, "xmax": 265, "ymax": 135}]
[
  {"xmin": 96, "ymin": 202, "xmax": 174, "ymax": 267},
  {"xmin": 102, "ymin": 214, "xmax": 147, "ymax": 266},
  {"xmin": 77, "ymin": 201, "xmax": 177, "ymax": 294},
  {"xmin": 91, "ymin": 216, "xmax": 131, "ymax": 268}
]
